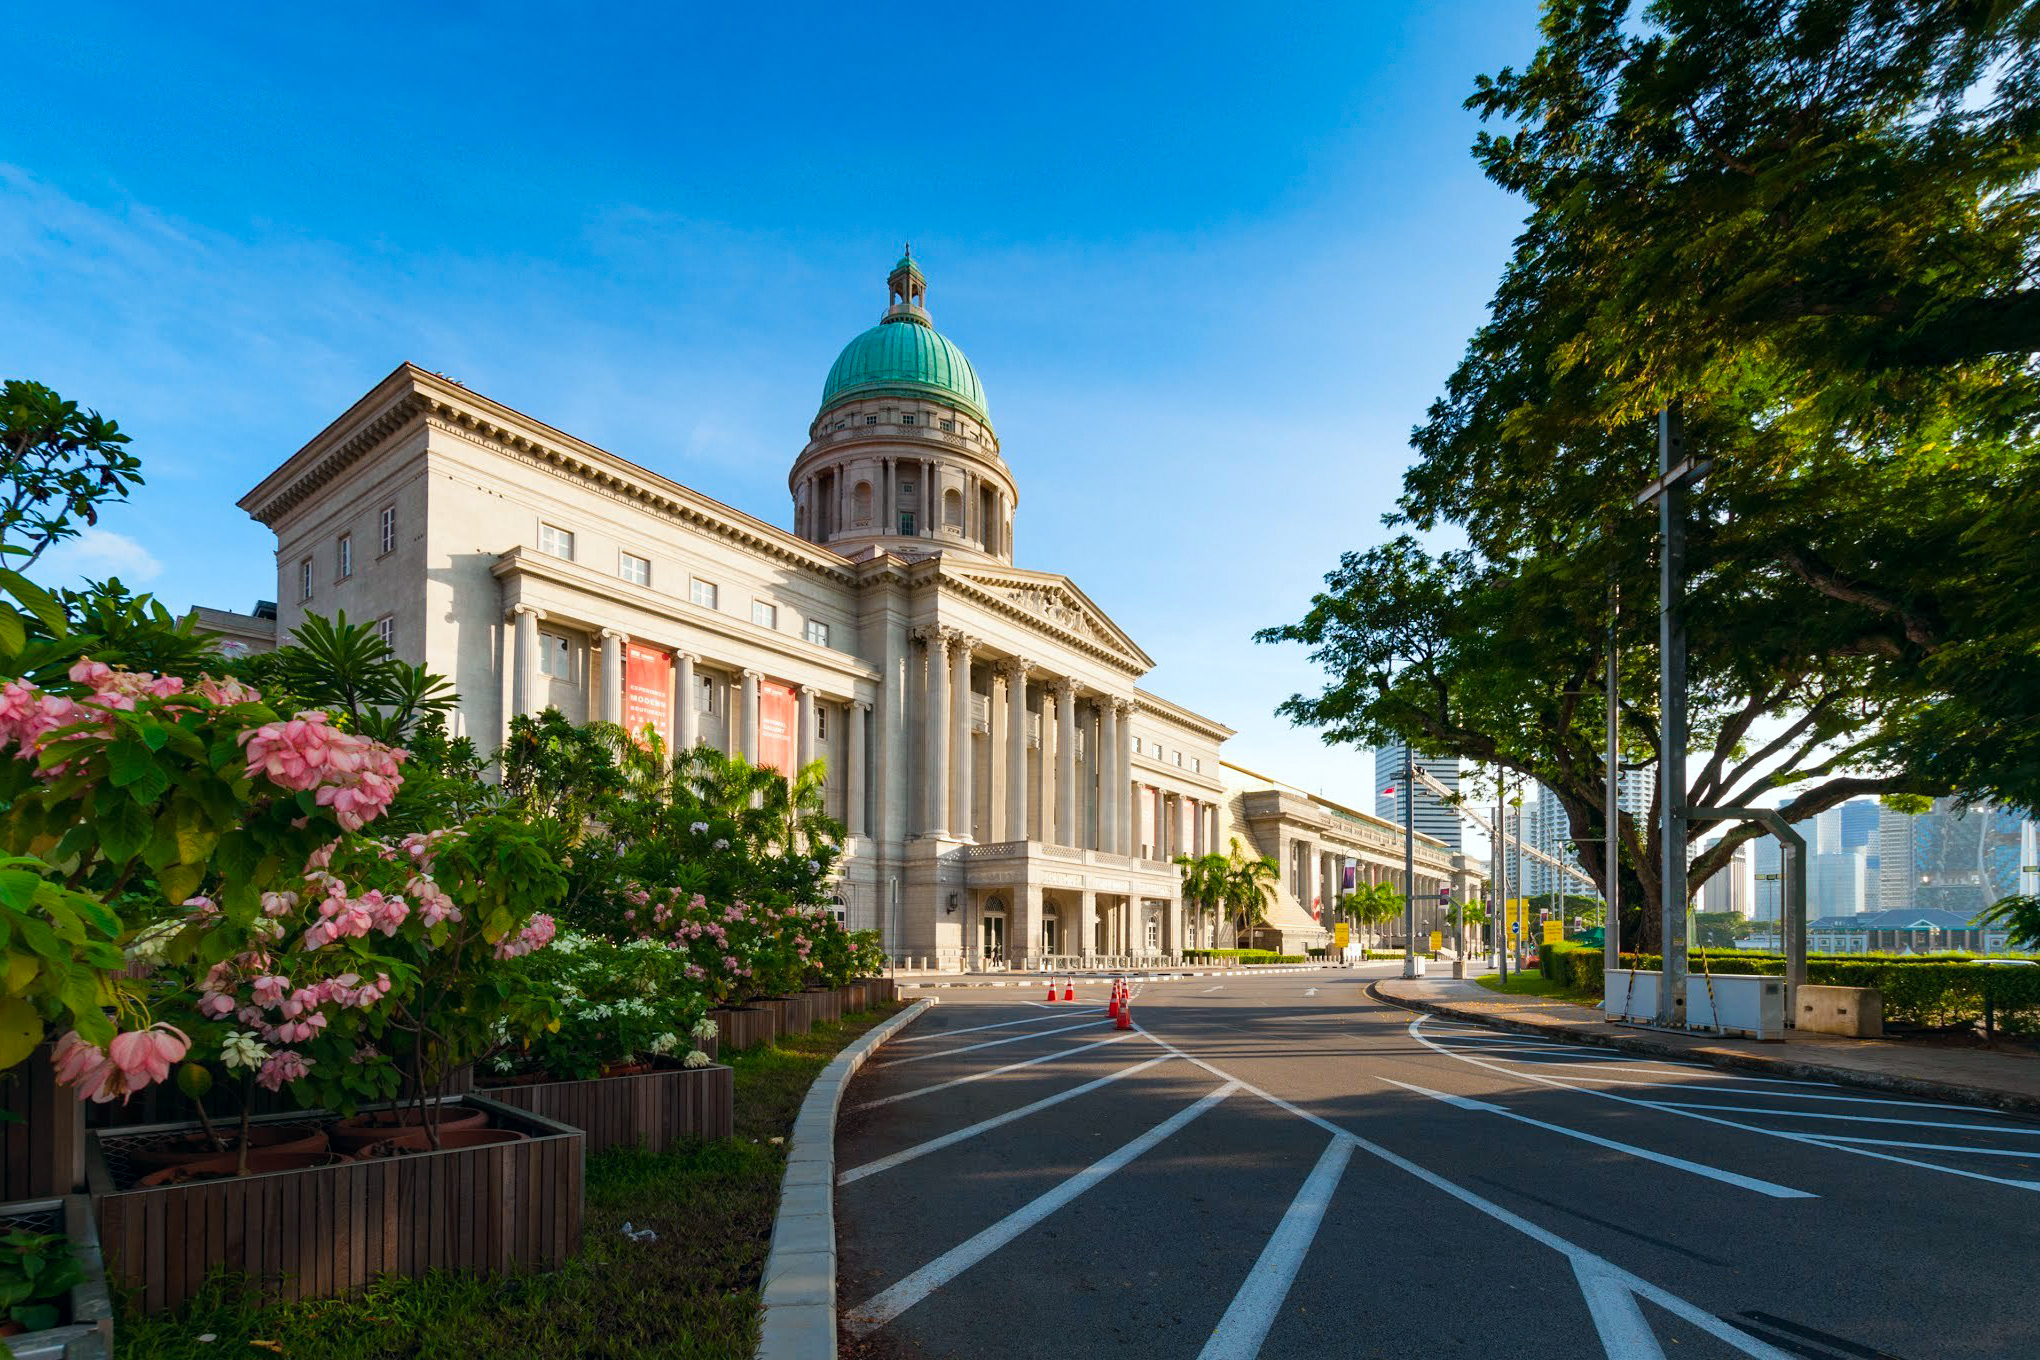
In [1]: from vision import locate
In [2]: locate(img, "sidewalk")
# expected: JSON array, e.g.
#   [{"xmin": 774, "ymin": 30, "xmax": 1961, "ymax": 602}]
[
  {"xmin": 893, "ymin": 962, "xmax": 1350, "ymax": 989},
  {"xmin": 1374, "ymin": 974, "xmax": 2040, "ymax": 1118}
]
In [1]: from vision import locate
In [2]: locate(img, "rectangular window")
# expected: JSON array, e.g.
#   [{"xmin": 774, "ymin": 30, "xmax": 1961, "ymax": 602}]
[
  {"xmin": 338, "ymin": 534, "xmax": 353, "ymax": 578},
  {"xmin": 1175, "ymin": 751, "xmax": 1184, "ymax": 767},
  {"xmin": 538, "ymin": 631, "xmax": 570, "ymax": 678},
  {"xmin": 696, "ymin": 674, "xmax": 718, "ymax": 715},
  {"xmin": 941, "ymin": 419, "xmax": 954, "ymax": 432},
  {"xmin": 375, "ymin": 615, "xmax": 394, "ymax": 650},
  {"xmin": 1192, "ymin": 758, "xmax": 1202, "ymax": 773},
  {"xmin": 1133, "ymin": 737, "xmax": 1143, "ymax": 755},
  {"xmin": 817, "ymin": 708, "xmax": 828, "ymax": 740},
  {"xmin": 379, "ymin": 505, "xmax": 396, "ymax": 555},
  {"xmin": 299, "ymin": 558, "xmax": 314, "ymax": 601},
  {"xmin": 899, "ymin": 511, "xmax": 917, "ymax": 535},
  {"xmin": 804, "ymin": 619, "xmax": 830, "ymax": 647},
  {"xmin": 538, "ymin": 523, "xmax": 574, "ymax": 560},
  {"xmin": 690, "ymin": 578, "xmax": 719, "ymax": 609},
  {"xmin": 619, "ymin": 551, "xmax": 650, "ymax": 586},
  {"xmin": 901, "ymin": 413, "xmax": 915, "ymax": 425},
  {"xmin": 865, "ymin": 414, "xmax": 878, "ymax": 426},
  {"xmin": 900, "ymin": 481, "xmax": 916, "ymax": 496},
  {"xmin": 752, "ymin": 601, "xmax": 778, "ymax": 629}
]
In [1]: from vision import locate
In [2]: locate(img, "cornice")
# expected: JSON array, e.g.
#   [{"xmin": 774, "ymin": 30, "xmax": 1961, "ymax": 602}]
[{"xmin": 1132, "ymin": 687, "xmax": 1235, "ymax": 742}]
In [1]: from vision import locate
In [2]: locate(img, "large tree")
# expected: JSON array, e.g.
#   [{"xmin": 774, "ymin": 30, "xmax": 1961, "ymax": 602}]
[{"xmin": 1263, "ymin": 0, "xmax": 2038, "ymax": 946}]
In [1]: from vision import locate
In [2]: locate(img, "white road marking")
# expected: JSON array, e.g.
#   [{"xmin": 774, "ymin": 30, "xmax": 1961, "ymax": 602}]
[
  {"xmin": 1203, "ymin": 986, "xmax": 1224, "ymax": 993},
  {"xmin": 890, "ymin": 1011, "xmax": 1096, "ymax": 1045},
  {"xmin": 1574, "ymin": 1254, "xmax": 1668, "ymax": 1360},
  {"xmin": 1644, "ymin": 1100, "xmax": 2040, "ymax": 1134},
  {"xmin": 1814, "ymin": 1134, "xmax": 2040, "ymax": 1158},
  {"xmin": 1379, "ymin": 1078, "xmax": 1814, "ymax": 1199},
  {"xmin": 839, "ymin": 1054, "xmax": 1177, "ymax": 1183},
  {"xmin": 1195, "ymin": 1137, "xmax": 1353, "ymax": 1359},
  {"xmin": 1133, "ymin": 1026, "xmax": 1793, "ymax": 1360},
  {"xmin": 843, "ymin": 1082, "xmax": 1240, "ymax": 1334},
  {"xmin": 878, "ymin": 1018, "xmax": 1108, "ymax": 1067},
  {"xmin": 1411, "ymin": 1017, "xmax": 2040, "ymax": 1194},
  {"xmin": 855, "ymin": 1034, "xmax": 1139, "ymax": 1110},
  {"xmin": 1302, "ymin": 988, "xmax": 1319, "ymax": 997}
]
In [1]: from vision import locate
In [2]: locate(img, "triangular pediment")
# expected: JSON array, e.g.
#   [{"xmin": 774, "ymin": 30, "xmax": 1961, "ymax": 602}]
[{"xmin": 942, "ymin": 564, "xmax": 1154, "ymax": 671}]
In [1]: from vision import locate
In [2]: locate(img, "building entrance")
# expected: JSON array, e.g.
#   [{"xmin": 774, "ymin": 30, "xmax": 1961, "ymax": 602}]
[{"xmin": 981, "ymin": 899, "xmax": 1007, "ymax": 966}]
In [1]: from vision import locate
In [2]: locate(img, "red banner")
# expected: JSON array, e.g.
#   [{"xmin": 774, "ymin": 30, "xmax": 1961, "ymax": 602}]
[
  {"xmin": 622, "ymin": 643, "xmax": 673, "ymax": 749},
  {"xmin": 758, "ymin": 680, "xmax": 797, "ymax": 778}
]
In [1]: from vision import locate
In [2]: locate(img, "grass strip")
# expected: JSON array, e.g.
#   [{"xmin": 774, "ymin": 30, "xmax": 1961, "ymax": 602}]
[
  {"xmin": 1474, "ymin": 972, "xmax": 1601, "ymax": 1004},
  {"xmin": 113, "ymin": 1002, "xmax": 906, "ymax": 1360}
]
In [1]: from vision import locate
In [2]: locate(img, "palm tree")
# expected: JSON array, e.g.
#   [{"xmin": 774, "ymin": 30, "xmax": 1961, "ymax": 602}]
[
  {"xmin": 1218, "ymin": 839, "xmax": 1279, "ymax": 951},
  {"xmin": 1174, "ymin": 850, "xmax": 1230, "ymax": 951},
  {"xmin": 1350, "ymin": 882, "xmax": 1402, "ymax": 955}
]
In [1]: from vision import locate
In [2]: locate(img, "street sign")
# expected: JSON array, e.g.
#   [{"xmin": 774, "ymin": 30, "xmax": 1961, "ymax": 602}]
[
  {"xmin": 1438, "ymin": 886, "xmax": 1452, "ymax": 902},
  {"xmin": 1510, "ymin": 921, "xmax": 1520, "ymax": 936},
  {"xmin": 1334, "ymin": 922, "xmax": 1350, "ymax": 948},
  {"xmin": 1542, "ymin": 921, "xmax": 1563, "ymax": 945},
  {"xmin": 1428, "ymin": 931, "xmax": 1442, "ymax": 952}
]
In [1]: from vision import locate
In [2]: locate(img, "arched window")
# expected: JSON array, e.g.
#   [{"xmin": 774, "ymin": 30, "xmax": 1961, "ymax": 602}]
[
  {"xmin": 943, "ymin": 488, "xmax": 963, "ymax": 527},
  {"xmin": 852, "ymin": 480, "xmax": 872, "ymax": 523}
]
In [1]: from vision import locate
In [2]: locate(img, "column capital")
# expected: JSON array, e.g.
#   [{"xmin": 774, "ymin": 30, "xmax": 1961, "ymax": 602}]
[
  {"xmin": 854, "ymin": 698, "xmax": 873, "ymax": 714},
  {"xmin": 1111, "ymin": 696, "xmax": 1136, "ymax": 718},
  {"xmin": 1002, "ymin": 655, "xmax": 1035, "ymax": 682},
  {"xmin": 600, "ymin": 627, "xmax": 628, "ymax": 642},
  {"xmin": 508, "ymin": 604, "xmax": 544, "ymax": 622},
  {"xmin": 1049, "ymin": 675, "xmax": 1081, "ymax": 701},
  {"xmin": 739, "ymin": 667, "xmax": 761, "ymax": 681},
  {"xmin": 672, "ymin": 649, "xmax": 696, "ymax": 664},
  {"xmin": 797, "ymin": 683, "xmax": 818, "ymax": 698},
  {"xmin": 951, "ymin": 633, "xmax": 980, "ymax": 656}
]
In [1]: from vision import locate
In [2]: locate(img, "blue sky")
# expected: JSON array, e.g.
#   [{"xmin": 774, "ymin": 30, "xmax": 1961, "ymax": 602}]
[{"xmin": 2, "ymin": 0, "xmax": 1539, "ymax": 815}]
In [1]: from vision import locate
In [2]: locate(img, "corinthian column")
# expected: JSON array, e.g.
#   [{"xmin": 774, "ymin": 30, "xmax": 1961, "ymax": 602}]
[
  {"xmin": 1115, "ymin": 699, "xmax": 1136, "ymax": 857},
  {"xmin": 847, "ymin": 699, "xmax": 869, "ymax": 837},
  {"xmin": 1053, "ymin": 678, "xmax": 1078, "ymax": 846},
  {"xmin": 796, "ymin": 685, "xmax": 816, "ymax": 771},
  {"xmin": 1098, "ymin": 698, "xmax": 1120, "ymax": 854},
  {"xmin": 739, "ymin": 669, "xmax": 760, "ymax": 764},
  {"xmin": 950, "ymin": 634, "xmax": 978, "ymax": 839},
  {"xmin": 1004, "ymin": 657, "xmax": 1031, "ymax": 842},
  {"xmin": 916, "ymin": 628, "xmax": 950, "ymax": 836}
]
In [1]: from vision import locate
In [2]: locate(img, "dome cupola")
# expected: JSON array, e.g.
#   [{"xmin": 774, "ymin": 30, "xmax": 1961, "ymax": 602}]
[{"xmin": 793, "ymin": 251, "xmax": 1016, "ymax": 564}]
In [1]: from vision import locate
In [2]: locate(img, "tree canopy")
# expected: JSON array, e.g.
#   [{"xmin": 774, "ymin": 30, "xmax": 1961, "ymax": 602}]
[{"xmin": 1262, "ymin": 1, "xmax": 2039, "ymax": 946}]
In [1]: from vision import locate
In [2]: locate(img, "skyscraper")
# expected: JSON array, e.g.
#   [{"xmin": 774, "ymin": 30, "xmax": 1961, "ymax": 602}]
[
  {"xmin": 1876, "ymin": 799, "xmax": 2031, "ymax": 916},
  {"xmin": 1811, "ymin": 847, "xmax": 1870, "ymax": 917},
  {"xmin": 1374, "ymin": 742, "xmax": 1462, "ymax": 852}
]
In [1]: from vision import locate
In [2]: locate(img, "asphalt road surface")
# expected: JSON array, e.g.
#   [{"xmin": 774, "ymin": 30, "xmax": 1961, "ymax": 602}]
[{"xmin": 835, "ymin": 966, "xmax": 2040, "ymax": 1360}]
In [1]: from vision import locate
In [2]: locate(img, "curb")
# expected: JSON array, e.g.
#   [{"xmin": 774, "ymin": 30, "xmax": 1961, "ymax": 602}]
[
  {"xmin": 896, "ymin": 965, "xmax": 1344, "ymax": 990},
  {"xmin": 1365, "ymin": 981, "xmax": 2040, "ymax": 1119},
  {"xmin": 755, "ymin": 997, "xmax": 937, "ymax": 1360}
]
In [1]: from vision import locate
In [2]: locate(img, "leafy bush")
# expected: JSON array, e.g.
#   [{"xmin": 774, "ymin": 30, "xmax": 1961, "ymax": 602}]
[
  {"xmin": 497, "ymin": 933, "xmax": 713, "ymax": 1081},
  {"xmin": 0, "ymin": 1228, "xmax": 83, "ymax": 1333},
  {"xmin": 1183, "ymin": 949, "xmax": 1306, "ymax": 964}
]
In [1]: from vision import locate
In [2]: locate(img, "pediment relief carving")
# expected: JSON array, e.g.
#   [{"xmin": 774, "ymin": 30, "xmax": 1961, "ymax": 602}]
[{"xmin": 945, "ymin": 567, "xmax": 1145, "ymax": 667}]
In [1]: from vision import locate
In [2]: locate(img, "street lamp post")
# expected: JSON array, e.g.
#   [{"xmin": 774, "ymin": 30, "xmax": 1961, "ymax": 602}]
[
  {"xmin": 1401, "ymin": 744, "xmax": 1420, "ymax": 979},
  {"xmin": 1495, "ymin": 787, "xmax": 1509, "ymax": 984}
]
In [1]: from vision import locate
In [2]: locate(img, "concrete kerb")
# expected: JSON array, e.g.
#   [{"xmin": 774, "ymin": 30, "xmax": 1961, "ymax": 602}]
[
  {"xmin": 1366, "ymin": 980, "xmax": 2040, "ymax": 1119},
  {"xmin": 897, "ymin": 964, "xmax": 1345, "ymax": 990},
  {"xmin": 756, "ymin": 996, "xmax": 937, "ymax": 1360}
]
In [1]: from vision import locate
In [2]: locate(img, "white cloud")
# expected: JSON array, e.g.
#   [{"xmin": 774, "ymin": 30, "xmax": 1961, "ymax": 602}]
[{"xmin": 35, "ymin": 529, "xmax": 163, "ymax": 588}]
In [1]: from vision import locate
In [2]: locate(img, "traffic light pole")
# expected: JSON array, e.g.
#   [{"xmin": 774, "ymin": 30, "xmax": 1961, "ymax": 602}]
[{"xmin": 1401, "ymin": 743, "xmax": 1420, "ymax": 979}]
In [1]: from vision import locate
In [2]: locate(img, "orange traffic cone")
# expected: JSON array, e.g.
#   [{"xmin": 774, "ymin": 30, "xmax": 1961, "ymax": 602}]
[
  {"xmin": 1116, "ymin": 991, "xmax": 1134, "ymax": 1030},
  {"xmin": 1046, "ymin": 978, "xmax": 1059, "ymax": 1001},
  {"xmin": 1062, "ymin": 980, "xmax": 1075, "ymax": 1002},
  {"xmin": 1106, "ymin": 980, "xmax": 1120, "ymax": 1019}
]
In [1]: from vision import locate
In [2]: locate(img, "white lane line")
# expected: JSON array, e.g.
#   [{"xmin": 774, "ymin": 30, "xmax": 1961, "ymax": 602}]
[
  {"xmin": 877, "ymin": 1018, "xmax": 1109, "ymax": 1067},
  {"xmin": 1196, "ymin": 1137, "xmax": 1353, "ymax": 1359},
  {"xmin": 839, "ymin": 1054, "xmax": 1177, "ymax": 1184},
  {"xmin": 854, "ymin": 1034, "xmax": 1139, "ymax": 1110},
  {"xmin": 1814, "ymin": 1134, "xmax": 2040, "ymax": 1158},
  {"xmin": 1379, "ymin": 1078, "xmax": 1814, "ymax": 1199},
  {"xmin": 890, "ymin": 1011, "xmax": 1097, "ymax": 1044},
  {"xmin": 1574, "ymin": 1255, "xmax": 1668, "ymax": 1360},
  {"xmin": 1410, "ymin": 1017, "xmax": 2040, "ymax": 1194},
  {"xmin": 1202, "ymin": 986, "xmax": 1224, "ymax": 993},
  {"xmin": 1302, "ymin": 988, "xmax": 1319, "ymax": 997},
  {"xmin": 843, "ymin": 1082, "xmax": 1240, "ymax": 1334},
  {"xmin": 1134, "ymin": 1026, "xmax": 1793, "ymax": 1360},
  {"xmin": 1643, "ymin": 1100, "xmax": 2040, "ymax": 1134},
  {"xmin": 1544, "ymin": 1079, "xmax": 1997, "ymax": 1113}
]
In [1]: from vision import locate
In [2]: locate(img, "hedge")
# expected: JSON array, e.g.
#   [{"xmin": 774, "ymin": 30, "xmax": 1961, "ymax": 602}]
[
  {"xmin": 1544, "ymin": 941, "xmax": 2040, "ymax": 1033},
  {"xmin": 1183, "ymin": 949, "xmax": 1307, "ymax": 965}
]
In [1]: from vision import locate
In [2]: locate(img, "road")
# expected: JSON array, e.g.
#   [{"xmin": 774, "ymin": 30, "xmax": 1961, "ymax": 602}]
[{"xmin": 835, "ymin": 966, "xmax": 2040, "ymax": 1360}]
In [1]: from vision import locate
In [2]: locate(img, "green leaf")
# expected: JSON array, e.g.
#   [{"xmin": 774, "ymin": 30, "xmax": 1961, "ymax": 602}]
[
  {"xmin": 0, "ymin": 569, "xmax": 67, "ymax": 635},
  {"xmin": 0, "ymin": 871, "xmax": 37, "ymax": 915},
  {"xmin": 0, "ymin": 996, "xmax": 40, "ymax": 1072},
  {"xmin": 104, "ymin": 736, "xmax": 155, "ymax": 789},
  {"xmin": 0, "ymin": 605, "xmax": 23, "ymax": 658},
  {"xmin": 95, "ymin": 796, "xmax": 151, "ymax": 864},
  {"xmin": 157, "ymin": 861, "xmax": 205, "ymax": 905}
]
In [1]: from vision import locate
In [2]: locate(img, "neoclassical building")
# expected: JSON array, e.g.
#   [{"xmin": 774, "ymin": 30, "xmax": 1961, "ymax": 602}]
[{"xmin": 233, "ymin": 254, "xmax": 1479, "ymax": 967}]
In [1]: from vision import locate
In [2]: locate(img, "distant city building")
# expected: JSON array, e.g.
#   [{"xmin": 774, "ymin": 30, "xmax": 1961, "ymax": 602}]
[
  {"xmin": 1698, "ymin": 840, "xmax": 1751, "ymax": 916},
  {"xmin": 1875, "ymin": 798, "xmax": 2030, "ymax": 917},
  {"xmin": 1517, "ymin": 771, "xmax": 1650, "ymax": 901},
  {"xmin": 1373, "ymin": 742, "xmax": 1462, "ymax": 853},
  {"xmin": 1811, "ymin": 847, "xmax": 1870, "ymax": 916}
]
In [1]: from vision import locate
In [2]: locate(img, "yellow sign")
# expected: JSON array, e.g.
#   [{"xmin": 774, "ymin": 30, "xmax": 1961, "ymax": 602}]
[
  {"xmin": 1334, "ymin": 923, "xmax": 1350, "ymax": 948},
  {"xmin": 1428, "ymin": 931, "xmax": 1442, "ymax": 952},
  {"xmin": 1542, "ymin": 920, "xmax": 1564, "ymax": 945},
  {"xmin": 1502, "ymin": 897, "xmax": 1535, "ymax": 942}
]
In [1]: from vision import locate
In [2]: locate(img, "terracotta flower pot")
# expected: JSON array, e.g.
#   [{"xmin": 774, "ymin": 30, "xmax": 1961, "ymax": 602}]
[
  {"xmin": 355, "ymin": 1127, "xmax": 528, "ymax": 1158},
  {"xmin": 136, "ymin": 1148, "xmax": 349, "ymax": 1187},
  {"xmin": 331, "ymin": 1106, "xmax": 489, "ymax": 1153},
  {"xmin": 126, "ymin": 1122, "xmax": 329, "ymax": 1172}
]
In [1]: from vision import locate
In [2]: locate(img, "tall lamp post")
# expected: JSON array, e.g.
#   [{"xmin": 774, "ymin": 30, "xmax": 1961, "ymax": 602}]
[{"xmin": 1401, "ymin": 744, "xmax": 1420, "ymax": 979}]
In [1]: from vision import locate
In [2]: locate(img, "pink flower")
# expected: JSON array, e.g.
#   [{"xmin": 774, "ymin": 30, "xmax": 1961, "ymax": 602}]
[
  {"xmin": 70, "ymin": 1024, "xmax": 192, "ymax": 1103},
  {"xmin": 199, "ymin": 992, "xmax": 236, "ymax": 1019},
  {"xmin": 51, "ymin": 1032, "xmax": 107, "ymax": 1090},
  {"xmin": 194, "ymin": 675, "xmax": 262, "ymax": 706},
  {"xmin": 493, "ymin": 912, "xmax": 557, "ymax": 960},
  {"xmin": 256, "ymin": 1050, "xmax": 312, "ymax": 1092}
]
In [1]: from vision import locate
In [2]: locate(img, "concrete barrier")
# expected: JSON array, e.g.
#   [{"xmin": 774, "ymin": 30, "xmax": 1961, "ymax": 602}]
[{"xmin": 1797, "ymin": 984, "xmax": 1883, "ymax": 1037}]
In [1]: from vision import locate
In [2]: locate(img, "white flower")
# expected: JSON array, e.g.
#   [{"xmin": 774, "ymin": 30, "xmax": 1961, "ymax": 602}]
[
  {"xmin": 690, "ymin": 821, "xmax": 710, "ymax": 835},
  {"xmin": 690, "ymin": 1017, "xmax": 720, "ymax": 1041},
  {"xmin": 648, "ymin": 1032, "xmax": 679, "ymax": 1056},
  {"xmin": 125, "ymin": 920, "xmax": 181, "ymax": 964},
  {"xmin": 220, "ymin": 1031, "xmax": 269, "ymax": 1072},
  {"xmin": 713, "ymin": 838, "xmax": 730, "ymax": 851},
  {"xmin": 806, "ymin": 859, "xmax": 819, "ymax": 873},
  {"xmin": 682, "ymin": 1049, "xmax": 712, "ymax": 1069}
]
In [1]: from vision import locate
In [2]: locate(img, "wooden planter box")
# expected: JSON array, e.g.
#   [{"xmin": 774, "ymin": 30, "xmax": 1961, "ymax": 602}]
[
  {"xmin": 867, "ymin": 977, "xmax": 898, "ymax": 1005},
  {"xmin": 760, "ymin": 996, "xmax": 812, "ymax": 1038},
  {"xmin": 87, "ymin": 1095, "xmax": 583, "ymax": 1315},
  {"xmin": 710, "ymin": 1006, "xmax": 776, "ymax": 1053},
  {"xmin": 0, "ymin": 1195, "xmax": 112, "ymax": 1360},
  {"xmin": 482, "ymin": 1062, "xmax": 733, "ymax": 1154},
  {"xmin": 0, "ymin": 1048, "xmax": 83, "ymax": 1202},
  {"xmin": 805, "ymin": 988, "xmax": 842, "ymax": 1026},
  {"xmin": 87, "ymin": 1064, "xmax": 475, "ymax": 1131}
]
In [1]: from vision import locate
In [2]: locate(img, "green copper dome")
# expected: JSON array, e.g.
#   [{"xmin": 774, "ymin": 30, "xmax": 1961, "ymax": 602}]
[{"xmin": 818, "ymin": 254, "xmax": 989, "ymax": 427}]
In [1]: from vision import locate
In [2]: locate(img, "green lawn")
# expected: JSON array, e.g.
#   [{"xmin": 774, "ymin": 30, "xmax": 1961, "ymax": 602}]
[
  {"xmin": 1474, "ymin": 972, "xmax": 1601, "ymax": 1004},
  {"xmin": 113, "ymin": 1002, "xmax": 906, "ymax": 1360}
]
